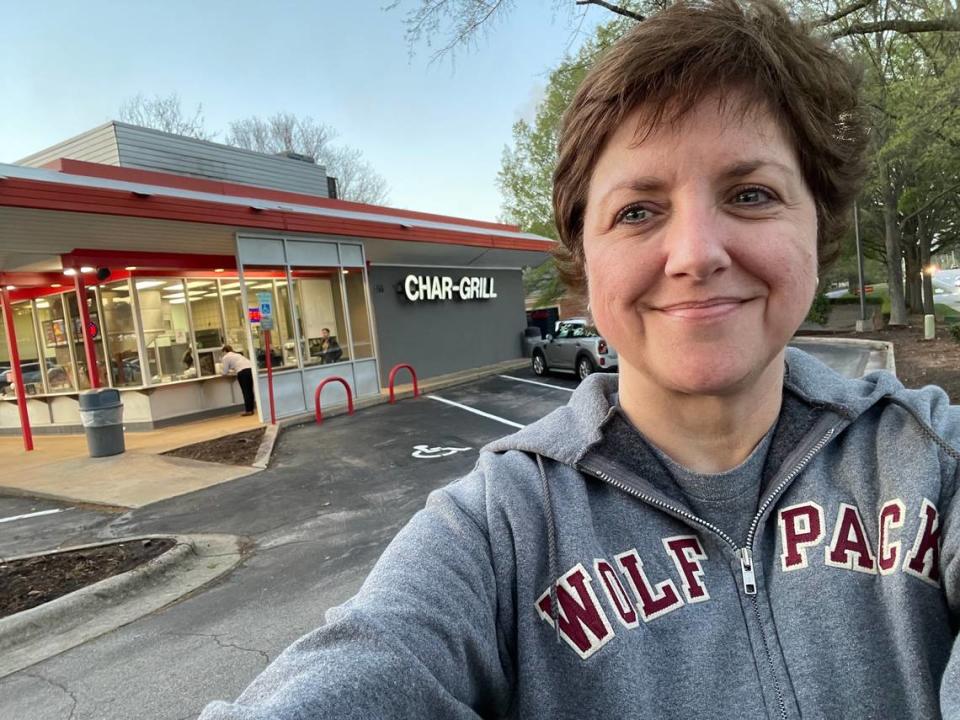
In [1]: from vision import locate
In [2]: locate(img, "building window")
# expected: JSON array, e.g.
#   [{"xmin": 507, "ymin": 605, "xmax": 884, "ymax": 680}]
[
  {"xmin": 0, "ymin": 301, "xmax": 45, "ymax": 398},
  {"xmin": 66, "ymin": 288, "xmax": 109, "ymax": 389},
  {"xmin": 136, "ymin": 279, "xmax": 196, "ymax": 383},
  {"xmin": 100, "ymin": 280, "xmax": 143, "ymax": 387},
  {"xmin": 343, "ymin": 269, "xmax": 374, "ymax": 360},
  {"xmin": 220, "ymin": 280, "xmax": 248, "ymax": 354},
  {"xmin": 244, "ymin": 275, "xmax": 297, "ymax": 370},
  {"xmin": 185, "ymin": 280, "xmax": 224, "ymax": 377},
  {"xmin": 292, "ymin": 271, "xmax": 349, "ymax": 366},
  {"xmin": 34, "ymin": 294, "xmax": 77, "ymax": 392}
]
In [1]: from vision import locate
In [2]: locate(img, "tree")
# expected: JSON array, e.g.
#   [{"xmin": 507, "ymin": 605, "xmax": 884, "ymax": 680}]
[
  {"xmin": 497, "ymin": 16, "xmax": 632, "ymax": 306},
  {"xmin": 831, "ymin": 0, "xmax": 960, "ymax": 323},
  {"xmin": 119, "ymin": 93, "xmax": 215, "ymax": 141},
  {"xmin": 119, "ymin": 97, "xmax": 390, "ymax": 205},
  {"xmin": 226, "ymin": 113, "xmax": 389, "ymax": 205},
  {"xmin": 485, "ymin": 0, "xmax": 960, "ymax": 316},
  {"xmin": 388, "ymin": 0, "xmax": 960, "ymax": 61}
]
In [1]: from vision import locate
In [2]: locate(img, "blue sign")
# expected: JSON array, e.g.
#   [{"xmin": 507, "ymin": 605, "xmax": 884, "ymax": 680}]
[{"xmin": 257, "ymin": 291, "xmax": 274, "ymax": 331}]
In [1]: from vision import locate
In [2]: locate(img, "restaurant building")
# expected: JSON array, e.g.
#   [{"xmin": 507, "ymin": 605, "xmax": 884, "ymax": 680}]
[{"xmin": 0, "ymin": 122, "xmax": 552, "ymax": 442}]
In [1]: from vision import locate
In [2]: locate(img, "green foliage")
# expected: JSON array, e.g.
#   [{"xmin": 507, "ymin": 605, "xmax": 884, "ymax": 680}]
[
  {"xmin": 948, "ymin": 324, "xmax": 960, "ymax": 344},
  {"xmin": 523, "ymin": 258, "xmax": 566, "ymax": 307},
  {"xmin": 828, "ymin": 296, "xmax": 883, "ymax": 306},
  {"xmin": 500, "ymin": 16, "xmax": 637, "ymax": 304},
  {"xmin": 806, "ymin": 293, "xmax": 832, "ymax": 325}
]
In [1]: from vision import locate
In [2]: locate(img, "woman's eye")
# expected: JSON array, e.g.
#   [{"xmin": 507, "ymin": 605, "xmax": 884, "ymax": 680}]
[
  {"xmin": 733, "ymin": 187, "xmax": 774, "ymax": 205},
  {"xmin": 617, "ymin": 206, "xmax": 651, "ymax": 224}
]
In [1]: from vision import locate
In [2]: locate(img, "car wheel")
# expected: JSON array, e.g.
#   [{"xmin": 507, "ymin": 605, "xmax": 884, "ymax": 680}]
[
  {"xmin": 532, "ymin": 351, "xmax": 547, "ymax": 377},
  {"xmin": 577, "ymin": 355, "xmax": 595, "ymax": 381}
]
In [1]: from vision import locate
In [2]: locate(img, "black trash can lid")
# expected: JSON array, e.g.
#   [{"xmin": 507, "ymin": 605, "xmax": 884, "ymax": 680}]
[{"xmin": 79, "ymin": 388, "xmax": 122, "ymax": 410}]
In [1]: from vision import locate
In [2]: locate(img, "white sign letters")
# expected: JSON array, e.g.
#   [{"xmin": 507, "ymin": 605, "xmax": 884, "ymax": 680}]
[{"xmin": 403, "ymin": 274, "xmax": 498, "ymax": 302}]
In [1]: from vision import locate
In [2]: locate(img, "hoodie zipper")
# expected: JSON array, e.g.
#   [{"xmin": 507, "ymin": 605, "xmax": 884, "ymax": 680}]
[
  {"xmin": 579, "ymin": 426, "xmax": 835, "ymax": 594},
  {"xmin": 577, "ymin": 425, "xmax": 837, "ymax": 720}
]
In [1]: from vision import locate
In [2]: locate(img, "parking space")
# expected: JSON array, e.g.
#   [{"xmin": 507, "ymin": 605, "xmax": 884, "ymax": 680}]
[{"xmin": 0, "ymin": 495, "xmax": 117, "ymax": 558}]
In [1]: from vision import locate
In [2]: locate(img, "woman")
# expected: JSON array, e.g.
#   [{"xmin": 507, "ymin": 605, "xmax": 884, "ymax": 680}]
[
  {"xmin": 220, "ymin": 345, "xmax": 255, "ymax": 417},
  {"xmin": 201, "ymin": 1, "xmax": 958, "ymax": 717}
]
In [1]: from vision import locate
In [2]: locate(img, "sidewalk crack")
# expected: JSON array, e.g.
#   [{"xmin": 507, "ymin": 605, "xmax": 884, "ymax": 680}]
[
  {"xmin": 167, "ymin": 631, "xmax": 270, "ymax": 666},
  {"xmin": 22, "ymin": 671, "xmax": 78, "ymax": 720}
]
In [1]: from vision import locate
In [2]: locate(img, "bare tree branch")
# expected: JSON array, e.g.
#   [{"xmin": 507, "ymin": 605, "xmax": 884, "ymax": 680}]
[
  {"xmin": 119, "ymin": 93, "xmax": 214, "ymax": 140},
  {"xmin": 574, "ymin": 0, "xmax": 645, "ymax": 21},
  {"xmin": 832, "ymin": 17, "xmax": 960, "ymax": 38},
  {"xmin": 813, "ymin": 0, "xmax": 877, "ymax": 26}
]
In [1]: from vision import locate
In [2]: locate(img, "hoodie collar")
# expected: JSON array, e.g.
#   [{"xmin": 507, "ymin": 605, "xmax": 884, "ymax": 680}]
[{"xmin": 483, "ymin": 346, "xmax": 902, "ymax": 466}]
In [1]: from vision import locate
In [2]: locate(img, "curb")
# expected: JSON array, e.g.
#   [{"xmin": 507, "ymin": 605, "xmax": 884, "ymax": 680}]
[
  {"xmin": 0, "ymin": 533, "xmax": 245, "ymax": 679},
  {"xmin": 252, "ymin": 424, "xmax": 280, "ymax": 469},
  {"xmin": 791, "ymin": 336, "xmax": 896, "ymax": 376}
]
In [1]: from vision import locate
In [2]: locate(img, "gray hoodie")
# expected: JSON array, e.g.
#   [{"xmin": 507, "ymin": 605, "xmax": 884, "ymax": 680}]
[{"xmin": 200, "ymin": 348, "xmax": 960, "ymax": 719}]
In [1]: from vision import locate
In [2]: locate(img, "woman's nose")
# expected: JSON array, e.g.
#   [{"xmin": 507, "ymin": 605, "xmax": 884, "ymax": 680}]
[{"xmin": 662, "ymin": 201, "xmax": 732, "ymax": 281}]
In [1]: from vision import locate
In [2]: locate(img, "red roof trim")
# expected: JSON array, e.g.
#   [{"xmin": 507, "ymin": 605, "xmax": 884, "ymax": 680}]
[
  {"xmin": 0, "ymin": 177, "xmax": 553, "ymax": 254},
  {"xmin": 44, "ymin": 159, "xmax": 522, "ymax": 234}
]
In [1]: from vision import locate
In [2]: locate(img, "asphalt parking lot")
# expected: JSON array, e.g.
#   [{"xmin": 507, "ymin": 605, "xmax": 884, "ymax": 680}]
[{"xmin": 0, "ymin": 366, "xmax": 579, "ymax": 720}]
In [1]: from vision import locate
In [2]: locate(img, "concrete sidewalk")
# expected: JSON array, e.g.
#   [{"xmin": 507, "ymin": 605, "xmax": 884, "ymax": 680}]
[{"xmin": 1, "ymin": 414, "xmax": 262, "ymax": 509}]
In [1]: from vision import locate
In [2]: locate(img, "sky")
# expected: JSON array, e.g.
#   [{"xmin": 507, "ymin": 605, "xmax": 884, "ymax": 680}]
[{"xmin": 0, "ymin": 1, "xmax": 606, "ymax": 223}]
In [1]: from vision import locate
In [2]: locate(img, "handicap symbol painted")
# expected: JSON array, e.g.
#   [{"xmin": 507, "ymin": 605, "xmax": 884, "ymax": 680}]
[{"xmin": 411, "ymin": 444, "xmax": 472, "ymax": 459}]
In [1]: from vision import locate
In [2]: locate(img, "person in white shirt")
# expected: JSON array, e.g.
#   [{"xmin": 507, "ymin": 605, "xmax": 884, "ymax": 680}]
[{"xmin": 220, "ymin": 345, "xmax": 255, "ymax": 416}]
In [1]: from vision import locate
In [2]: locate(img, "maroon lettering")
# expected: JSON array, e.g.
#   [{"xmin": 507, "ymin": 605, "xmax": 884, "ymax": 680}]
[
  {"xmin": 615, "ymin": 549, "xmax": 683, "ymax": 622},
  {"xmin": 903, "ymin": 498, "xmax": 942, "ymax": 587},
  {"xmin": 594, "ymin": 559, "xmax": 638, "ymax": 629},
  {"xmin": 535, "ymin": 563, "xmax": 614, "ymax": 659},
  {"xmin": 779, "ymin": 502, "xmax": 825, "ymax": 571},
  {"xmin": 878, "ymin": 500, "xmax": 905, "ymax": 575},
  {"xmin": 662, "ymin": 535, "xmax": 710, "ymax": 603},
  {"xmin": 825, "ymin": 504, "xmax": 877, "ymax": 573}
]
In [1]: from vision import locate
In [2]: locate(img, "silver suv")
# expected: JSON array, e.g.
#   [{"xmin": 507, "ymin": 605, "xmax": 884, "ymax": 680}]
[{"xmin": 530, "ymin": 319, "xmax": 618, "ymax": 380}]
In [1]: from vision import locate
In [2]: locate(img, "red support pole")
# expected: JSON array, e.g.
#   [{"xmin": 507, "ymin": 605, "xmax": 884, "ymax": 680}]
[
  {"xmin": 264, "ymin": 329, "xmax": 276, "ymax": 425},
  {"xmin": 1, "ymin": 288, "xmax": 34, "ymax": 451},
  {"xmin": 73, "ymin": 274, "xmax": 101, "ymax": 389}
]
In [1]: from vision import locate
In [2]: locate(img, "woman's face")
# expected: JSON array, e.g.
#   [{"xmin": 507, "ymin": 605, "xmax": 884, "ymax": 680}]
[{"xmin": 582, "ymin": 93, "xmax": 818, "ymax": 397}]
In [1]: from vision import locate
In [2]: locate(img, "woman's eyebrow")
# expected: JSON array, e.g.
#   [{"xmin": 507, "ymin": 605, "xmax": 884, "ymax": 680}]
[
  {"xmin": 720, "ymin": 159, "xmax": 797, "ymax": 180},
  {"xmin": 599, "ymin": 176, "xmax": 667, "ymax": 201}
]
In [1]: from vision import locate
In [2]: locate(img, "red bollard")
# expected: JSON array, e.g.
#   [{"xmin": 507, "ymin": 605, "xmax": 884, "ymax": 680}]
[
  {"xmin": 388, "ymin": 364, "xmax": 419, "ymax": 404},
  {"xmin": 314, "ymin": 376, "xmax": 354, "ymax": 425}
]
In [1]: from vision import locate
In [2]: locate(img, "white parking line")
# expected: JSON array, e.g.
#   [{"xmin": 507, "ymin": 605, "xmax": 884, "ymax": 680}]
[
  {"xmin": 426, "ymin": 395, "xmax": 526, "ymax": 429},
  {"xmin": 0, "ymin": 507, "xmax": 72, "ymax": 524},
  {"xmin": 498, "ymin": 375, "xmax": 575, "ymax": 393}
]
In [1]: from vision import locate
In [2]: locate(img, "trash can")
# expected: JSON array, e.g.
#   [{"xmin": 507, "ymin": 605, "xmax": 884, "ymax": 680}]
[{"xmin": 78, "ymin": 388, "xmax": 125, "ymax": 457}]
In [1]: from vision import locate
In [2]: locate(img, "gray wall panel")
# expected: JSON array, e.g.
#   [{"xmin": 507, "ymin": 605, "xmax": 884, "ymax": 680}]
[
  {"xmin": 354, "ymin": 359, "xmax": 380, "ymax": 397},
  {"xmin": 304, "ymin": 365, "xmax": 356, "ymax": 410},
  {"xmin": 257, "ymin": 371, "xmax": 307, "ymax": 418},
  {"xmin": 115, "ymin": 124, "xmax": 329, "ymax": 196},
  {"xmin": 285, "ymin": 240, "xmax": 339, "ymax": 267},
  {"xmin": 238, "ymin": 237, "xmax": 285, "ymax": 266},
  {"xmin": 369, "ymin": 266, "xmax": 526, "ymax": 386}
]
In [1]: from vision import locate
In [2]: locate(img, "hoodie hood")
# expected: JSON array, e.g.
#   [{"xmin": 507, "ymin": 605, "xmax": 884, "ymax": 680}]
[{"xmin": 483, "ymin": 346, "xmax": 904, "ymax": 465}]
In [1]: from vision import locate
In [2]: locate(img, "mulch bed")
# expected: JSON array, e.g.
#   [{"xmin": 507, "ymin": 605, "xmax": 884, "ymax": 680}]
[
  {"xmin": 0, "ymin": 538, "xmax": 175, "ymax": 619},
  {"xmin": 807, "ymin": 318, "xmax": 960, "ymax": 402},
  {"xmin": 161, "ymin": 426, "xmax": 266, "ymax": 466}
]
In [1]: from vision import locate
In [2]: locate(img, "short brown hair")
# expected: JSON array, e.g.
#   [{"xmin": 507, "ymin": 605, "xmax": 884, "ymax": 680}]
[{"xmin": 553, "ymin": 0, "xmax": 868, "ymax": 292}]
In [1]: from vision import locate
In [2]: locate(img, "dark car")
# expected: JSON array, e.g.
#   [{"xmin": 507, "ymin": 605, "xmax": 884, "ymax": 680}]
[{"xmin": 1, "ymin": 359, "xmax": 69, "ymax": 395}]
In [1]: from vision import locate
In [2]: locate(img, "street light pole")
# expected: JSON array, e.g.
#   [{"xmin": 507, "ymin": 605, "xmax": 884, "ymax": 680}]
[{"xmin": 854, "ymin": 202, "xmax": 867, "ymax": 331}]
